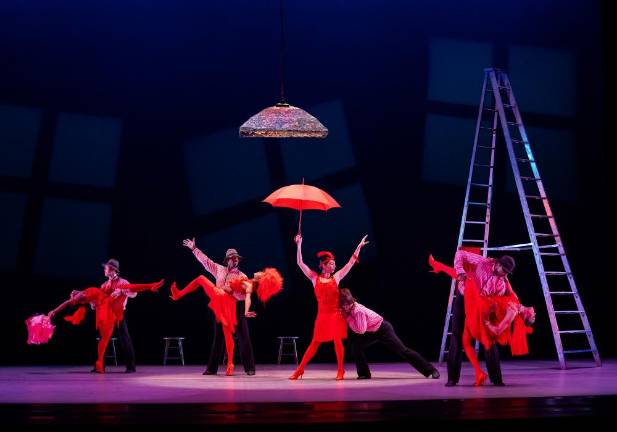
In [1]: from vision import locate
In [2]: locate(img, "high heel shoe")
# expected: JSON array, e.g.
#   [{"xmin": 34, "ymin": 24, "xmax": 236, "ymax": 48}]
[
  {"xmin": 336, "ymin": 369, "xmax": 345, "ymax": 380},
  {"xmin": 226, "ymin": 364, "xmax": 234, "ymax": 376},
  {"xmin": 289, "ymin": 368, "xmax": 304, "ymax": 380},
  {"xmin": 151, "ymin": 279, "xmax": 165, "ymax": 292},
  {"xmin": 428, "ymin": 254, "xmax": 444, "ymax": 274},
  {"xmin": 474, "ymin": 370, "xmax": 487, "ymax": 386},
  {"xmin": 169, "ymin": 282, "xmax": 181, "ymax": 301}
]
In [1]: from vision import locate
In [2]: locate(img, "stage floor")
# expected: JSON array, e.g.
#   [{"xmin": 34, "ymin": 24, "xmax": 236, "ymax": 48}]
[{"xmin": 2, "ymin": 360, "xmax": 615, "ymax": 425}]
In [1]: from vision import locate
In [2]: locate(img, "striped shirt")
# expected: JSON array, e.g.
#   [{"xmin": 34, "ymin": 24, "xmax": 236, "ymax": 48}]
[
  {"xmin": 193, "ymin": 248, "xmax": 248, "ymax": 301},
  {"xmin": 454, "ymin": 250, "xmax": 508, "ymax": 296},
  {"xmin": 100, "ymin": 276, "xmax": 135, "ymax": 310},
  {"xmin": 346, "ymin": 303, "xmax": 384, "ymax": 334}
]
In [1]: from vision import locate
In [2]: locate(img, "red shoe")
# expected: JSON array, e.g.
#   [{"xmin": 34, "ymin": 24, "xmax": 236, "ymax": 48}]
[
  {"xmin": 169, "ymin": 282, "xmax": 181, "ymax": 301},
  {"xmin": 474, "ymin": 371, "xmax": 487, "ymax": 386},
  {"xmin": 428, "ymin": 254, "xmax": 443, "ymax": 274},
  {"xmin": 289, "ymin": 369, "xmax": 304, "ymax": 380},
  {"xmin": 336, "ymin": 369, "xmax": 345, "ymax": 380},
  {"xmin": 226, "ymin": 364, "xmax": 234, "ymax": 376},
  {"xmin": 151, "ymin": 279, "xmax": 165, "ymax": 292}
]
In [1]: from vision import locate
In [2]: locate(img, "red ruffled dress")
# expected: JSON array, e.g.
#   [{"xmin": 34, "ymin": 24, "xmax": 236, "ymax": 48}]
[{"xmin": 311, "ymin": 277, "xmax": 347, "ymax": 342}]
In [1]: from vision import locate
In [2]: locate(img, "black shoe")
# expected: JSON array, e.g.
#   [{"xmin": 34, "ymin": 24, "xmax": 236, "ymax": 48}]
[
  {"xmin": 430, "ymin": 369, "xmax": 440, "ymax": 379},
  {"xmin": 125, "ymin": 368, "xmax": 137, "ymax": 373},
  {"xmin": 445, "ymin": 380, "xmax": 457, "ymax": 387},
  {"xmin": 203, "ymin": 370, "xmax": 217, "ymax": 375},
  {"xmin": 90, "ymin": 368, "xmax": 98, "ymax": 373},
  {"xmin": 493, "ymin": 381, "xmax": 506, "ymax": 386},
  {"xmin": 246, "ymin": 370, "xmax": 255, "ymax": 376},
  {"xmin": 357, "ymin": 375, "xmax": 372, "ymax": 380}
]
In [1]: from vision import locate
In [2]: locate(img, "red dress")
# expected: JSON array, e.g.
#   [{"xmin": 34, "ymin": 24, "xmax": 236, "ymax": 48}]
[
  {"xmin": 203, "ymin": 278, "xmax": 238, "ymax": 332},
  {"xmin": 312, "ymin": 277, "xmax": 347, "ymax": 342}
]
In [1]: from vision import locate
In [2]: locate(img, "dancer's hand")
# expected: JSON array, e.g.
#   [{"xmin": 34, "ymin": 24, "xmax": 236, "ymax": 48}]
[
  {"xmin": 245, "ymin": 311, "xmax": 257, "ymax": 318},
  {"xmin": 110, "ymin": 289, "xmax": 122, "ymax": 298},
  {"xmin": 183, "ymin": 238, "xmax": 196, "ymax": 250},
  {"xmin": 358, "ymin": 235, "xmax": 369, "ymax": 248},
  {"xmin": 456, "ymin": 273, "xmax": 467, "ymax": 282},
  {"xmin": 294, "ymin": 234, "xmax": 302, "ymax": 245},
  {"xmin": 48, "ymin": 310, "xmax": 55, "ymax": 319}
]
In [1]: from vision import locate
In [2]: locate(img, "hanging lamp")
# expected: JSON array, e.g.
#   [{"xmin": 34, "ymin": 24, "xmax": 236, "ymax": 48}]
[{"xmin": 239, "ymin": 0, "xmax": 328, "ymax": 138}]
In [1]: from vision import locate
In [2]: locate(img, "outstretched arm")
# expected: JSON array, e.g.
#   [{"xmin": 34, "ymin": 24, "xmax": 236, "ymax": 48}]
[
  {"xmin": 48, "ymin": 291, "xmax": 86, "ymax": 320},
  {"xmin": 295, "ymin": 235, "xmax": 318, "ymax": 283},
  {"xmin": 334, "ymin": 235, "xmax": 369, "ymax": 284},
  {"xmin": 183, "ymin": 237, "xmax": 224, "ymax": 277}
]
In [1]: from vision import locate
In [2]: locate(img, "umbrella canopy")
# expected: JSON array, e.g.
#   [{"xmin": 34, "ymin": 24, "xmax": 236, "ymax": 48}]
[{"xmin": 263, "ymin": 183, "xmax": 340, "ymax": 234}]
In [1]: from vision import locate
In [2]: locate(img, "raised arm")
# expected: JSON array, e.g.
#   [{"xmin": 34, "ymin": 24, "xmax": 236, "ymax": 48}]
[
  {"xmin": 183, "ymin": 237, "xmax": 224, "ymax": 277},
  {"xmin": 295, "ymin": 235, "xmax": 318, "ymax": 283},
  {"xmin": 334, "ymin": 235, "xmax": 369, "ymax": 285}
]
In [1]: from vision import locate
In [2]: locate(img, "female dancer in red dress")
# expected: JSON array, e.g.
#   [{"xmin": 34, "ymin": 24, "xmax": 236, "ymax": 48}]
[
  {"xmin": 170, "ymin": 269, "xmax": 283, "ymax": 376},
  {"xmin": 290, "ymin": 233, "xmax": 369, "ymax": 380},
  {"xmin": 47, "ymin": 280, "xmax": 164, "ymax": 373},
  {"xmin": 429, "ymin": 254, "xmax": 534, "ymax": 385}
]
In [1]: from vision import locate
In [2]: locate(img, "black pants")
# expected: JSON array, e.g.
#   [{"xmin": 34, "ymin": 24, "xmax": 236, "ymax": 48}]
[
  {"xmin": 349, "ymin": 320, "xmax": 435, "ymax": 377},
  {"xmin": 205, "ymin": 300, "xmax": 255, "ymax": 373},
  {"xmin": 115, "ymin": 314, "xmax": 136, "ymax": 371},
  {"xmin": 447, "ymin": 293, "xmax": 502, "ymax": 384}
]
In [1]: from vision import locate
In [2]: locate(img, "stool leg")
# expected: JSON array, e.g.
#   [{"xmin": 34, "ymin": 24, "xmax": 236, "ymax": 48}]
[
  {"xmin": 293, "ymin": 340, "xmax": 298, "ymax": 365},
  {"xmin": 112, "ymin": 339, "xmax": 118, "ymax": 366},
  {"xmin": 164, "ymin": 340, "xmax": 169, "ymax": 366},
  {"xmin": 179, "ymin": 341, "xmax": 185, "ymax": 366},
  {"xmin": 278, "ymin": 340, "xmax": 283, "ymax": 364}
]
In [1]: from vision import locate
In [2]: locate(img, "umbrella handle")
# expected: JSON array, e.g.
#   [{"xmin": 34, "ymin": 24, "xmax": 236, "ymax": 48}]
[{"xmin": 298, "ymin": 207, "xmax": 303, "ymax": 235}]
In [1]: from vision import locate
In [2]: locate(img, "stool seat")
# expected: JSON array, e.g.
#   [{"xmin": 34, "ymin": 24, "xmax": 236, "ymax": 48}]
[
  {"xmin": 163, "ymin": 337, "xmax": 186, "ymax": 366},
  {"xmin": 277, "ymin": 336, "xmax": 299, "ymax": 364}
]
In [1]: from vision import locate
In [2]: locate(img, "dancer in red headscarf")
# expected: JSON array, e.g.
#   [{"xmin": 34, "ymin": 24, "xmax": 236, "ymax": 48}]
[{"xmin": 289, "ymin": 234, "xmax": 369, "ymax": 380}]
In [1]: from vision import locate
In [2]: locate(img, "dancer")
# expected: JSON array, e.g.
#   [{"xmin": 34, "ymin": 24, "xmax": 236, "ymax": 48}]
[
  {"xmin": 47, "ymin": 278, "xmax": 164, "ymax": 373},
  {"xmin": 170, "ymin": 267, "xmax": 283, "ymax": 376},
  {"xmin": 339, "ymin": 288, "xmax": 440, "ymax": 379},
  {"xmin": 429, "ymin": 251, "xmax": 534, "ymax": 386},
  {"xmin": 289, "ymin": 234, "xmax": 369, "ymax": 381}
]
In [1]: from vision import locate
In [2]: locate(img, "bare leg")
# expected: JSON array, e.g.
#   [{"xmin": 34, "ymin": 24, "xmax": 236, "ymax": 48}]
[{"xmin": 125, "ymin": 279, "xmax": 164, "ymax": 294}]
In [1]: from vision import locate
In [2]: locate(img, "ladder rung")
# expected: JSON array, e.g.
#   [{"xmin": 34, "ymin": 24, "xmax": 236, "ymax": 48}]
[
  {"xmin": 530, "ymin": 214, "xmax": 553, "ymax": 218},
  {"xmin": 559, "ymin": 330, "xmax": 588, "ymax": 334},
  {"xmin": 564, "ymin": 349, "xmax": 593, "ymax": 354},
  {"xmin": 541, "ymin": 253, "xmax": 565, "ymax": 256},
  {"xmin": 471, "ymin": 183, "xmax": 492, "ymax": 188},
  {"xmin": 474, "ymin": 164, "xmax": 494, "ymax": 168},
  {"xmin": 503, "ymin": 103, "xmax": 515, "ymax": 108},
  {"xmin": 555, "ymin": 310, "xmax": 583, "ymax": 315},
  {"xmin": 538, "ymin": 244, "xmax": 559, "ymax": 249},
  {"xmin": 507, "ymin": 121, "xmax": 518, "ymax": 126},
  {"xmin": 480, "ymin": 127, "xmax": 495, "ymax": 131},
  {"xmin": 550, "ymin": 291, "xmax": 576, "ymax": 295},
  {"xmin": 545, "ymin": 272, "xmax": 570, "ymax": 276},
  {"xmin": 478, "ymin": 145, "xmax": 495, "ymax": 149},
  {"xmin": 462, "ymin": 239, "xmax": 485, "ymax": 243},
  {"xmin": 468, "ymin": 202, "xmax": 488, "ymax": 206},
  {"xmin": 536, "ymin": 233, "xmax": 558, "ymax": 237},
  {"xmin": 521, "ymin": 176, "xmax": 541, "ymax": 181},
  {"xmin": 525, "ymin": 195, "xmax": 546, "ymax": 200},
  {"xmin": 516, "ymin": 158, "xmax": 535, "ymax": 163},
  {"xmin": 484, "ymin": 107, "xmax": 496, "ymax": 112},
  {"xmin": 511, "ymin": 139, "xmax": 526, "ymax": 144},
  {"xmin": 465, "ymin": 220, "xmax": 487, "ymax": 225}
]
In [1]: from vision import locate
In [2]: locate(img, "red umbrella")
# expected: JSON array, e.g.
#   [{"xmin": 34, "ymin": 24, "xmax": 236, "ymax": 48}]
[{"xmin": 263, "ymin": 180, "xmax": 341, "ymax": 234}]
